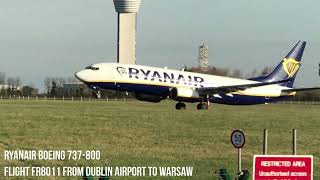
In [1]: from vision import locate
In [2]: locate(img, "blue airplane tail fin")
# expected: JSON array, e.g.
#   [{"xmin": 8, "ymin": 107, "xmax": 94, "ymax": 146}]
[{"xmin": 250, "ymin": 41, "xmax": 306, "ymax": 88}]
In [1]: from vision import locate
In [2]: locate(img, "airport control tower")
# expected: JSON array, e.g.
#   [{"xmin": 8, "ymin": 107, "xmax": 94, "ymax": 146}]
[{"xmin": 113, "ymin": 0, "xmax": 141, "ymax": 64}]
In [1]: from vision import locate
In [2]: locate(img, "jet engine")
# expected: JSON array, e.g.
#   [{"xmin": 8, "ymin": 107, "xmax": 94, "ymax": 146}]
[
  {"xmin": 170, "ymin": 87, "xmax": 200, "ymax": 100},
  {"xmin": 135, "ymin": 93, "xmax": 163, "ymax": 103}
]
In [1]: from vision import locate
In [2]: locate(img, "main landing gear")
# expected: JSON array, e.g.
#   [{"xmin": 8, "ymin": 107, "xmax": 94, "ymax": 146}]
[
  {"xmin": 176, "ymin": 102, "xmax": 208, "ymax": 110},
  {"xmin": 197, "ymin": 103, "xmax": 207, "ymax": 110},
  {"xmin": 197, "ymin": 95, "xmax": 210, "ymax": 110},
  {"xmin": 175, "ymin": 95, "xmax": 210, "ymax": 110},
  {"xmin": 175, "ymin": 102, "xmax": 186, "ymax": 110}
]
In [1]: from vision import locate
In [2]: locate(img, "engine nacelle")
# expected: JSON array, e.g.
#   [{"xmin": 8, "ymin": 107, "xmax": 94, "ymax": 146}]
[
  {"xmin": 135, "ymin": 93, "xmax": 163, "ymax": 103},
  {"xmin": 170, "ymin": 87, "xmax": 200, "ymax": 100}
]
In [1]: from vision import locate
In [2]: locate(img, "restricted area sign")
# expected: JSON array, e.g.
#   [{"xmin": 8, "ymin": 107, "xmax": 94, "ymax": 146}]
[
  {"xmin": 230, "ymin": 130, "xmax": 245, "ymax": 148},
  {"xmin": 253, "ymin": 155, "xmax": 313, "ymax": 180}
]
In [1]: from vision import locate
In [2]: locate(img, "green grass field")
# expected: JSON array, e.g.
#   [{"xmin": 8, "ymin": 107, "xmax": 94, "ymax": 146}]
[{"xmin": 0, "ymin": 100, "xmax": 319, "ymax": 179}]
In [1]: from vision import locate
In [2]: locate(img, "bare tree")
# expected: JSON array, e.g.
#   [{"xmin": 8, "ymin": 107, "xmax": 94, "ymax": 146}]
[
  {"xmin": 186, "ymin": 65, "xmax": 231, "ymax": 77},
  {"xmin": 6, "ymin": 77, "xmax": 21, "ymax": 96},
  {"xmin": 14, "ymin": 77, "xmax": 21, "ymax": 88},
  {"xmin": 230, "ymin": 69, "xmax": 243, "ymax": 78},
  {"xmin": 260, "ymin": 66, "xmax": 273, "ymax": 76},
  {"xmin": 44, "ymin": 77, "xmax": 52, "ymax": 94},
  {"xmin": 0, "ymin": 72, "xmax": 5, "ymax": 84},
  {"xmin": 67, "ymin": 76, "xmax": 79, "ymax": 83},
  {"xmin": 250, "ymin": 69, "xmax": 258, "ymax": 78},
  {"xmin": 57, "ymin": 77, "xmax": 66, "ymax": 87},
  {"xmin": 6, "ymin": 77, "xmax": 15, "ymax": 86}
]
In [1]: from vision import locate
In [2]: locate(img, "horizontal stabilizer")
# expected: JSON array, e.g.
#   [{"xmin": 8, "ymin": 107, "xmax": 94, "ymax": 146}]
[{"xmin": 282, "ymin": 87, "xmax": 320, "ymax": 93}]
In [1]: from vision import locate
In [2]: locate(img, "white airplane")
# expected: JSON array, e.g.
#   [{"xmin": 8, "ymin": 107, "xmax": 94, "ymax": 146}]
[{"xmin": 75, "ymin": 41, "xmax": 319, "ymax": 110}]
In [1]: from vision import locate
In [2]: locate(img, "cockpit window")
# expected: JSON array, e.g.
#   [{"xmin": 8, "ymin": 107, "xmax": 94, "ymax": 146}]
[
  {"xmin": 85, "ymin": 65, "xmax": 92, "ymax": 69},
  {"xmin": 85, "ymin": 65, "xmax": 99, "ymax": 71}
]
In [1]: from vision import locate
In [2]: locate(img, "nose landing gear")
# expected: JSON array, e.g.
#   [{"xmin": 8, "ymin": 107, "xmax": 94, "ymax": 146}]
[{"xmin": 95, "ymin": 90, "xmax": 101, "ymax": 99}]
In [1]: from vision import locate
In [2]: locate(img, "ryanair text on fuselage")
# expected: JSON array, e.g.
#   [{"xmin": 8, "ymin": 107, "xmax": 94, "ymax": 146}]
[{"xmin": 117, "ymin": 67, "xmax": 205, "ymax": 87}]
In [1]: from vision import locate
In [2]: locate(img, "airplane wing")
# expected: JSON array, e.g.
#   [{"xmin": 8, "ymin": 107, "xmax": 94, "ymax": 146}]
[
  {"xmin": 196, "ymin": 79, "xmax": 292, "ymax": 95},
  {"xmin": 281, "ymin": 87, "xmax": 320, "ymax": 93}
]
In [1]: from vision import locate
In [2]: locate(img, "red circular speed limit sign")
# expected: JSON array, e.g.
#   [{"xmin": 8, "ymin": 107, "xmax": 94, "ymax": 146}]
[{"xmin": 231, "ymin": 130, "xmax": 246, "ymax": 148}]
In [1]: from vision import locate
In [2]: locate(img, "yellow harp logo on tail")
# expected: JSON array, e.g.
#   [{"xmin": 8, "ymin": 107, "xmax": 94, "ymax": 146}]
[{"xmin": 282, "ymin": 58, "xmax": 300, "ymax": 77}]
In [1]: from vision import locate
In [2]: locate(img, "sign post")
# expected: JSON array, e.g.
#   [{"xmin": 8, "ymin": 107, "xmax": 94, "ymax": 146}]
[
  {"xmin": 292, "ymin": 129, "xmax": 297, "ymax": 155},
  {"xmin": 238, "ymin": 148, "xmax": 241, "ymax": 173},
  {"xmin": 263, "ymin": 129, "xmax": 268, "ymax": 155},
  {"xmin": 231, "ymin": 130, "xmax": 246, "ymax": 175}
]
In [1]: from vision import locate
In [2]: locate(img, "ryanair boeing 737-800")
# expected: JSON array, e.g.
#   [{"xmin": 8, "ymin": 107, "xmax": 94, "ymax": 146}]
[{"xmin": 75, "ymin": 41, "xmax": 319, "ymax": 110}]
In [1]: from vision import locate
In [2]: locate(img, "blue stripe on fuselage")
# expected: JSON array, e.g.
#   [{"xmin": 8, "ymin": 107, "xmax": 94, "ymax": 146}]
[
  {"xmin": 211, "ymin": 94, "xmax": 275, "ymax": 105},
  {"xmin": 89, "ymin": 82, "xmax": 171, "ymax": 96},
  {"xmin": 88, "ymin": 82, "xmax": 287, "ymax": 105}
]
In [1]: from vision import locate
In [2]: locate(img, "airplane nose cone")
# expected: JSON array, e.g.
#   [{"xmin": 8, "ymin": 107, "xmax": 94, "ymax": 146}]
[{"xmin": 75, "ymin": 71, "xmax": 86, "ymax": 83}]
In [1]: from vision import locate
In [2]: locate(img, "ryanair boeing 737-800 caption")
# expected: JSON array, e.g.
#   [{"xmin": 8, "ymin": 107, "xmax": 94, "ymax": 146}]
[{"xmin": 75, "ymin": 41, "xmax": 320, "ymax": 110}]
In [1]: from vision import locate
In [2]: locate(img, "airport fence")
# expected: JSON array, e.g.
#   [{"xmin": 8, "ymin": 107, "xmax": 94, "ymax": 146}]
[
  {"xmin": 1, "ymin": 95, "xmax": 320, "ymax": 105},
  {"xmin": 278, "ymin": 100, "xmax": 320, "ymax": 105},
  {"xmin": 0, "ymin": 95, "xmax": 137, "ymax": 102}
]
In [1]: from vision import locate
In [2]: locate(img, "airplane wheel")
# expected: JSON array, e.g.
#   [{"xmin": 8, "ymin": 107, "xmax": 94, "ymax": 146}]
[
  {"xmin": 197, "ymin": 103, "xmax": 207, "ymax": 110},
  {"xmin": 181, "ymin": 103, "xmax": 186, "ymax": 109},
  {"xmin": 176, "ymin": 102, "xmax": 186, "ymax": 110}
]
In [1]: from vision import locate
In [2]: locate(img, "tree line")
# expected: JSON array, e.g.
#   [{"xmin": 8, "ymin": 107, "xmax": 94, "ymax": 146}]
[
  {"xmin": 184, "ymin": 65, "xmax": 273, "ymax": 79},
  {"xmin": 0, "ymin": 72, "xmax": 34, "ymax": 97},
  {"xmin": 42, "ymin": 77, "xmax": 128, "ymax": 98}
]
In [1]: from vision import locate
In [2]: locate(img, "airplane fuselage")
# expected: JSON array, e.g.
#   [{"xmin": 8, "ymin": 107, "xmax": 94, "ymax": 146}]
[{"xmin": 75, "ymin": 63, "xmax": 291, "ymax": 105}]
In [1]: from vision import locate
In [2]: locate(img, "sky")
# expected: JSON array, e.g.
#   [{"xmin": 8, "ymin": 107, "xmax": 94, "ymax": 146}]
[{"xmin": 0, "ymin": 0, "xmax": 319, "ymax": 91}]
